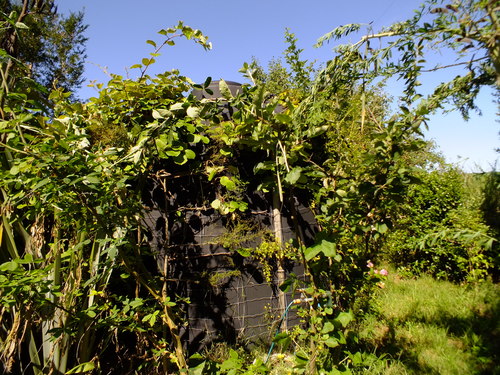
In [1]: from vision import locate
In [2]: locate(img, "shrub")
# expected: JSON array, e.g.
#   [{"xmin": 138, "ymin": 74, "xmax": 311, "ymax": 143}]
[{"xmin": 384, "ymin": 166, "xmax": 496, "ymax": 282}]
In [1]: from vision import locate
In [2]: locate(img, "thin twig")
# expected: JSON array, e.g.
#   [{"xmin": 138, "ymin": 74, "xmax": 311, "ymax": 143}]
[{"xmin": 420, "ymin": 56, "xmax": 488, "ymax": 72}]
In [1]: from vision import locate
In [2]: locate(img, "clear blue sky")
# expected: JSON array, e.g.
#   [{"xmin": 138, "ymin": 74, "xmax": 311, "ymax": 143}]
[{"xmin": 57, "ymin": 0, "xmax": 498, "ymax": 172}]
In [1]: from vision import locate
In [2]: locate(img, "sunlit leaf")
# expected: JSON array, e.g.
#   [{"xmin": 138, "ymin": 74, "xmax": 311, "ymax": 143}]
[
  {"xmin": 219, "ymin": 79, "xmax": 232, "ymax": 99},
  {"xmin": 220, "ymin": 176, "xmax": 236, "ymax": 191}
]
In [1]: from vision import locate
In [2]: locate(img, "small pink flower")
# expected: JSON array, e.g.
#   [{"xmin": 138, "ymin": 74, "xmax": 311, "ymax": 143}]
[
  {"xmin": 379, "ymin": 269, "xmax": 388, "ymax": 276},
  {"xmin": 367, "ymin": 261, "xmax": 374, "ymax": 268},
  {"xmin": 374, "ymin": 269, "xmax": 379, "ymax": 274}
]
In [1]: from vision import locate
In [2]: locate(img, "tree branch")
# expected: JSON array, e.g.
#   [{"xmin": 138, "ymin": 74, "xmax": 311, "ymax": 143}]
[{"xmin": 420, "ymin": 56, "xmax": 488, "ymax": 72}]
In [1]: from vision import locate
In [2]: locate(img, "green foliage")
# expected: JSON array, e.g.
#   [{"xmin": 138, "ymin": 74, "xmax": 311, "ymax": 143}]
[
  {"xmin": 283, "ymin": 29, "xmax": 315, "ymax": 92},
  {"xmin": 219, "ymin": 349, "xmax": 269, "ymax": 375},
  {"xmin": 0, "ymin": 22, "xmax": 212, "ymax": 374},
  {"xmin": 0, "ymin": 0, "xmax": 498, "ymax": 374},
  {"xmin": 316, "ymin": 0, "xmax": 499, "ymax": 116},
  {"xmin": 186, "ymin": 348, "xmax": 269, "ymax": 375},
  {"xmin": 252, "ymin": 57, "xmax": 292, "ymax": 96},
  {"xmin": 251, "ymin": 29, "xmax": 316, "ymax": 98},
  {"xmin": 481, "ymin": 171, "xmax": 500, "ymax": 235},
  {"xmin": 212, "ymin": 1, "xmax": 498, "ymax": 371},
  {"xmin": 385, "ymin": 165, "xmax": 496, "ymax": 281},
  {"xmin": 253, "ymin": 238, "xmax": 297, "ymax": 282},
  {"xmin": 290, "ymin": 307, "xmax": 379, "ymax": 374},
  {"xmin": 0, "ymin": 0, "xmax": 88, "ymax": 97}
]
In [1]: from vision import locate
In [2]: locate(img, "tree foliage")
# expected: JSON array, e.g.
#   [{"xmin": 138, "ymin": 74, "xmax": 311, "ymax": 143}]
[
  {"xmin": 317, "ymin": 0, "xmax": 499, "ymax": 117},
  {"xmin": 0, "ymin": 0, "xmax": 87, "ymax": 98}
]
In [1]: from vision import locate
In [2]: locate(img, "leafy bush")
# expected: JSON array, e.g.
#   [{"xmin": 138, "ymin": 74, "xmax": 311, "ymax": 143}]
[{"xmin": 385, "ymin": 166, "xmax": 496, "ymax": 281}]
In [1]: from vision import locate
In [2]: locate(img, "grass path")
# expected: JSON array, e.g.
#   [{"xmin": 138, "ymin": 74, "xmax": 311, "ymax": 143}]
[{"xmin": 359, "ymin": 273, "xmax": 500, "ymax": 374}]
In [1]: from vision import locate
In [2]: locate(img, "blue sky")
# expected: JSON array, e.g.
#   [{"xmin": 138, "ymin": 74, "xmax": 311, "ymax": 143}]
[{"xmin": 57, "ymin": 0, "xmax": 498, "ymax": 171}]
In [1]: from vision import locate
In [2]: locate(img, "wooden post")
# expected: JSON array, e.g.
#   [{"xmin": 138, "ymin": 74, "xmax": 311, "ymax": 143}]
[{"xmin": 272, "ymin": 190, "xmax": 287, "ymax": 331}]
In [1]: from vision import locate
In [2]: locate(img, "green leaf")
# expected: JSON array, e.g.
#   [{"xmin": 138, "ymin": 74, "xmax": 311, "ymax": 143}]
[
  {"xmin": 188, "ymin": 353, "xmax": 206, "ymax": 375},
  {"xmin": 336, "ymin": 189, "xmax": 347, "ymax": 197},
  {"xmin": 254, "ymin": 161, "xmax": 275, "ymax": 173},
  {"xmin": 279, "ymin": 275, "xmax": 295, "ymax": 292},
  {"xmin": 304, "ymin": 246, "xmax": 322, "ymax": 261},
  {"xmin": 146, "ymin": 39, "xmax": 157, "ymax": 48},
  {"xmin": 228, "ymin": 200, "xmax": 247, "ymax": 212},
  {"xmin": 305, "ymin": 238, "xmax": 337, "ymax": 261},
  {"xmin": 324, "ymin": 337, "xmax": 340, "ymax": 348},
  {"xmin": 152, "ymin": 108, "xmax": 172, "ymax": 119},
  {"xmin": 155, "ymin": 137, "xmax": 168, "ymax": 156},
  {"xmin": 142, "ymin": 312, "xmax": 158, "ymax": 327},
  {"xmin": 334, "ymin": 311, "xmax": 353, "ymax": 328},
  {"xmin": 129, "ymin": 298, "xmax": 144, "ymax": 308},
  {"xmin": 84, "ymin": 175, "xmax": 100, "ymax": 185},
  {"xmin": 375, "ymin": 223, "xmax": 388, "ymax": 234},
  {"xmin": 219, "ymin": 79, "xmax": 232, "ymax": 99},
  {"xmin": 0, "ymin": 261, "xmax": 19, "ymax": 272},
  {"xmin": 273, "ymin": 332, "xmax": 292, "ymax": 349},
  {"xmin": 206, "ymin": 166, "xmax": 221, "ymax": 181},
  {"xmin": 320, "ymin": 240, "xmax": 337, "ymax": 257},
  {"xmin": 294, "ymin": 351, "xmax": 309, "ymax": 365},
  {"xmin": 274, "ymin": 113, "xmax": 292, "ymax": 124},
  {"xmin": 220, "ymin": 349, "xmax": 243, "ymax": 372},
  {"xmin": 173, "ymin": 153, "xmax": 188, "ymax": 165},
  {"xmin": 284, "ymin": 166, "xmax": 303, "ymax": 185},
  {"xmin": 272, "ymin": 332, "xmax": 289, "ymax": 343},
  {"xmin": 170, "ymin": 103, "xmax": 184, "ymax": 111},
  {"xmin": 220, "ymin": 176, "xmax": 236, "ymax": 191},
  {"xmin": 14, "ymin": 253, "xmax": 34, "ymax": 264},
  {"xmin": 182, "ymin": 26, "xmax": 193, "ymax": 39},
  {"xmin": 15, "ymin": 22, "xmax": 29, "ymax": 29},
  {"xmin": 210, "ymin": 199, "xmax": 221, "ymax": 209},
  {"xmin": 33, "ymin": 177, "xmax": 51, "ymax": 190},
  {"xmin": 66, "ymin": 361, "xmax": 95, "ymax": 374},
  {"xmin": 321, "ymin": 321, "xmax": 335, "ymax": 334},
  {"xmin": 165, "ymin": 149, "xmax": 181, "ymax": 157},
  {"xmin": 350, "ymin": 351, "xmax": 363, "ymax": 365},
  {"xmin": 184, "ymin": 149, "xmax": 196, "ymax": 159},
  {"xmin": 307, "ymin": 125, "xmax": 329, "ymax": 138},
  {"xmin": 203, "ymin": 76, "xmax": 212, "ymax": 87},
  {"xmin": 235, "ymin": 248, "xmax": 251, "ymax": 257},
  {"xmin": 220, "ymin": 148, "xmax": 232, "ymax": 156},
  {"xmin": 9, "ymin": 165, "xmax": 19, "ymax": 175}
]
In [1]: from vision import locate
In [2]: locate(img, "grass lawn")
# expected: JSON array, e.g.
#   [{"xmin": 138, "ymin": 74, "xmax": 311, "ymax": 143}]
[{"xmin": 358, "ymin": 272, "xmax": 500, "ymax": 375}]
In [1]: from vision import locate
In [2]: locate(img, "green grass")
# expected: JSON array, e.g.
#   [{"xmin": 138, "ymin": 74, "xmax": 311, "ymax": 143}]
[{"xmin": 358, "ymin": 272, "xmax": 500, "ymax": 375}]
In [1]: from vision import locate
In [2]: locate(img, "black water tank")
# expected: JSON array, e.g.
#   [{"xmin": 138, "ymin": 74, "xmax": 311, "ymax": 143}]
[{"xmin": 192, "ymin": 80, "xmax": 242, "ymax": 100}]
